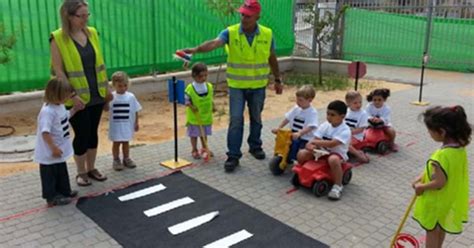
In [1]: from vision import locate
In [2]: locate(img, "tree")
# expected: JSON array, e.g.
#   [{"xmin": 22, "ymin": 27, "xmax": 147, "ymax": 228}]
[
  {"xmin": 206, "ymin": 0, "xmax": 241, "ymax": 28},
  {"xmin": 205, "ymin": 0, "xmax": 241, "ymax": 86},
  {"xmin": 304, "ymin": 1, "xmax": 347, "ymax": 85},
  {"xmin": 0, "ymin": 23, "xmax": 16, "ymax": 65}
]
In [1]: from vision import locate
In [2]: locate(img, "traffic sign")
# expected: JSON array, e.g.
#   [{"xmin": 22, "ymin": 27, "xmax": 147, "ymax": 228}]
[{"xmin": 348, "ymin": 61, "xmax": 367, "ymax": 79}]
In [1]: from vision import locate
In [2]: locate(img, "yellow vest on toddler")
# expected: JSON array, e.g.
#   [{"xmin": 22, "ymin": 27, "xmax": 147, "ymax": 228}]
[
  {"xmin": 185, "ymin": 82, "xmax": 213, "ymax": 126},
  {"xmin": 413, "ymin": 147, "xmax": 469, "ymax": 233}
]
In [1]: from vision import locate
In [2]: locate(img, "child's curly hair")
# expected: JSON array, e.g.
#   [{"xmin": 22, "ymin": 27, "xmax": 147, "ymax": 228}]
[
  {"xmin": 366, "ymin": 88, "xmax": 390, "ymax": 102},
  {"xmin": 111, "ymin": 71, "xmax": 130, "ymax": 86}
]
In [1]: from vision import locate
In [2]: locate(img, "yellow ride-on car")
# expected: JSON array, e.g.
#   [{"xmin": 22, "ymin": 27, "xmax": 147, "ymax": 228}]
[{"xmin": 268, "ymin": 129, "xmax": 293, "ymax": 175}]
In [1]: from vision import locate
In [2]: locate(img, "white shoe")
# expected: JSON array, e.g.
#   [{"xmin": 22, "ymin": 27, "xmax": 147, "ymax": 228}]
[{"xmin": 328, "ymin": 184, "xmax": 343, "ymax": 200}]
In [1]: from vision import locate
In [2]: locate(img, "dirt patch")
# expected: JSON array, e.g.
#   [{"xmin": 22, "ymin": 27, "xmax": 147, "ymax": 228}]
[
  {"xmin": 458, "ymin": 88, "xmax": 474, "ymax": 97},
  {"xmin": 0, "ymin": 80, "xmax": 411, "ymax": 177}
]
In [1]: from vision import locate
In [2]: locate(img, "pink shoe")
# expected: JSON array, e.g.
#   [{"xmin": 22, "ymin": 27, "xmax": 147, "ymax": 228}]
[{"xmin": 192, "ymin": 150, "xmax": 201, "ymax": 159}]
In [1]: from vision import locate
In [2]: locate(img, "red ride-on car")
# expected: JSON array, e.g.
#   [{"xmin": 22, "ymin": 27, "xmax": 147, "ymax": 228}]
[
  {"xmin": 353, "ymin": 121, "xmax": 391, "ymax": 154},
  {"xmin": 291, "ymin": 150, "xmax": 353, "ymax": 197}
]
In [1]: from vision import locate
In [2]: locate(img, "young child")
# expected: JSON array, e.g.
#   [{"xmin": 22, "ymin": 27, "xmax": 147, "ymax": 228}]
[
  {"xmin": 108, "ymin": 71, "xmax": 142, "ymax": 171},
  {"xmin": 365, "ymin": 88, "xmax": 397, "ymax": 151},
  {"xmin": 272, "ymin": 85, "xmax": 318, "ymax": 163},
  {"xmin": 344, "ymin": 91, "xmax": 369, "ymax": 163},
  {"xmin": 297, "ymin": 100, "xmax": 351, "ymax": 200},
  {"xmin": 412, "ymin": 105, "xmax": 471, "ymax": 248},
  {"xmin": 34, "ymin": 78, "xmax": 78, "ymax": 206},
  {"xmin": 185, "ymin": 63, "xmax": 213, "ymax": 159}
]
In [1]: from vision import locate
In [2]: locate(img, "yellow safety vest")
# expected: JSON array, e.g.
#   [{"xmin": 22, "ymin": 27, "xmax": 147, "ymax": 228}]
[
  {"xmin": 185, "ymin": 82, "xmax": 213, "ymax": 126},
  {"xmin": 413, "ymin": 147, "xmax": 469, "ymax": 233},
  {"xmin": 226, "ymin": 24, "xmax": 272, "ymax": 89},
  {"xmin": 51, "ymin": 27, "xmax": 108, "ymax": 107}
]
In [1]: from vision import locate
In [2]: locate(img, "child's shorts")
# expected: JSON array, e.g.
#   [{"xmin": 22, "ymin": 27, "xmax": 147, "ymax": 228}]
[{"xmin": 187, "ymin": 125, "xmax": 212, "ymax": 137}]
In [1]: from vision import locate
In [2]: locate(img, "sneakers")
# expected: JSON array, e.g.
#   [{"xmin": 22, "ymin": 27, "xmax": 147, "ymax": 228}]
[
  {"xmin": 114, "ymin": 158, "xmax": 137, "ymax": 170},
  {"xmin": 67, "ymin": 190, "xmax": 78, "ymax": 198},
  {"xmin": 328, "ymin": 184, "xmax": 343, "ymax": 201},
  {"xmin": 113, "ymin": 159, "xmax": 125, "ymax": 171},
  {"xmin": 123, "ymin": 158, "xmax": 137, "ymax": 168},
  {"xmin": 249, "ymin": 149, "xmax": 266, "ymax": 160},
  {"xmin": 224, "ymin": 157, "xmax": 240, "ymax": 172},
  {"xmin": 47, "ymin": 195, "xmax": 72, "ymax": 207}
]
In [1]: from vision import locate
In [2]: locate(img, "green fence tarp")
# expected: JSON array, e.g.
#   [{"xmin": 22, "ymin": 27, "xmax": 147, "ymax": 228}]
[
  {"xmin": 0, "ymin": 0, "xmax": 295, "ymax": 94},
  {"xmin": 343, "ymin": 8, "xmax": 474, "ymax": 72}
]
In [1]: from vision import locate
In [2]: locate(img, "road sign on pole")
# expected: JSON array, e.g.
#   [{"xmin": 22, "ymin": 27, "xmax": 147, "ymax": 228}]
[
  {"xmin": 161, "ymin": 76, "xmax": 191, "ymax": 169},
  {"xmin": 348, "ymin": 61, "xmax": 367, "ymax": 91}
]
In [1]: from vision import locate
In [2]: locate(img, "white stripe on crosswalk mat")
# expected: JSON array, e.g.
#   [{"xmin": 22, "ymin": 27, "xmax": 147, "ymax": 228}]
[
  {"xmin": 203, "ymin": 229, "xmax": 254, "ymax": 248},
  {"xmin": 144, "ymin": 197, "xmax": 195, "ymax": 217},
  {"xmin": 118, "ymin": 184, "xmax": 166, "ymax": 202},
  {"xmin": 168, "ymin": 211, "xmax": 219, "ymax": 235}
]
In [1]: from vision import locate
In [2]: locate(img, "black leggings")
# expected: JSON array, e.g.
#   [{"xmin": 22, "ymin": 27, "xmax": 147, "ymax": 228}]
[
  {"xmin": 69, "ymin": 103, "xmax": 104, "ymax": 155},
  {"xmin": 40, "ymin": 162, "xmax": 72, "ymax": 201}
]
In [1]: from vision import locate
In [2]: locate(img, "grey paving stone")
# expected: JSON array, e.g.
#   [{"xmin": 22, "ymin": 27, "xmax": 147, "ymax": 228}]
[
  {"xmin": 0, "ymin": 67, "xmax": 472, "ymax": 247},
  {"xmin": 51, "ymin": 238, "xmax": 69, "ymax": 248}
]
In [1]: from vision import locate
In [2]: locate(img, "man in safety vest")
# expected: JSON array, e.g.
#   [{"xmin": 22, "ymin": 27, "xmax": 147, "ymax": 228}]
[{"xmin": 183, "ymin": 0, "xmax": 282, "ymax": 172}]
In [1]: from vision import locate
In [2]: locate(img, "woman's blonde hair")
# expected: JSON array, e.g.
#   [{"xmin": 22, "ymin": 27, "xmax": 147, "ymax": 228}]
[
  {"xmin": 111, "ymin": 71, "xmax": 130, "ymax": 86},
  {"xmin": 44, "ymin": 78, "xmax": 74, "ymax": 104},
  {"xmin": 59, "ymin": 0, "xmax": 90, "ymax": 37}
]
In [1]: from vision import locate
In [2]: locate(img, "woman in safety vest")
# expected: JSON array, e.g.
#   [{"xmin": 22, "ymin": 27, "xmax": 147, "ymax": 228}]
[{"xmin": 50, "ymin": 0, "xmax": 111, "ymax": 186}]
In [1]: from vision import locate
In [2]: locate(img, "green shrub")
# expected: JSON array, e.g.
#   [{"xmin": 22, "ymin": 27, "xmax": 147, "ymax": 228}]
[{"xmin": 0, "ymin": 23, "xmax": 16, "ymax": 65}]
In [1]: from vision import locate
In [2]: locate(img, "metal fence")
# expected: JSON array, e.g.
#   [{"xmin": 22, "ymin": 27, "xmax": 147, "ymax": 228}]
[
  {"xmin": 0, "ymin": 0, "xmax": 295, "ymax": 94},
  {"xmin": 294, "ymin": 0, "xmax": 474, "ymax": 72}
]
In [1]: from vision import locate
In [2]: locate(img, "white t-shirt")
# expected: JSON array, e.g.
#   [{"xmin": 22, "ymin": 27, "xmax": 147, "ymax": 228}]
[
  {"xmin": 34, "ymin": 103, "xmax": 73, "ymax": 165},
  {"xmin": 185, "ymin": 82, "xmax": 208, "ymax": 104},
  {"xmin": 344, "ymin": 108, "xmax": 369, "ymax": 141},
  {"xmin": 365, "ymin": 102, "xmax": 392, "ymax": 126},
  {"xmin": 108, "ymin": 91, "xmax": 142, "ymax": 141},
  {"xmin": 284, "ymin": 105, "xmax": 318, "ymax": 141},
  {"xmin": 314, "ymin": 121, "xmax": 351, "ymax": 161}
]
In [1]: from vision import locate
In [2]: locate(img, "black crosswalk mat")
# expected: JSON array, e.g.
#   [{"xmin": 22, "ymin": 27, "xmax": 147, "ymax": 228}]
[{"xmin": 77, "ymin": 171, "xmax": 328, "ymax": 248}]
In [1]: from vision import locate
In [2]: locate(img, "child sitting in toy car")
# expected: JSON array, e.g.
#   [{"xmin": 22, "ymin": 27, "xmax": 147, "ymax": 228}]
[{"xmin": 296, "ymin": 100, "xmax": 351, "ymax": 200}]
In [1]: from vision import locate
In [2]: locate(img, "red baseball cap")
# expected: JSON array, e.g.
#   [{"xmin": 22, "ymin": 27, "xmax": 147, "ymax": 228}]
[{"xmin": 238, "ymin": 0, "xmax": 261, "ymax": 16}]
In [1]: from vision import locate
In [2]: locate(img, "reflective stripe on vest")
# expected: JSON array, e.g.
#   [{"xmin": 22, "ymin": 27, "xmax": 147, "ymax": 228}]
[
  {"xmin": 185, "ymin": 83, "xmax": 214, "ymax": 126},
  {"xmin": 226, "ymin": 24, "xmax": 272, "ymax": 89},
  {"xmin": 51, "ymin": 27, "xmax": 108, "ymax": 107}
]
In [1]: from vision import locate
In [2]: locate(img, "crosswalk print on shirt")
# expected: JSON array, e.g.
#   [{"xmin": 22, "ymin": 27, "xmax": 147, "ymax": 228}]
[
  {"xmin": 60, "ymin": 115, "xmax": 70, "ymax": 138},
  {"xmin": 291, "ymin": 116, "xmax": 305, "ymax": 132},
  {"xmin": 112, "ymin": 103, "xmax": 130, "ymax": 122},
  {"xmin": 344, "ymin": 117, "xmax": 357, "ymax": 128}
]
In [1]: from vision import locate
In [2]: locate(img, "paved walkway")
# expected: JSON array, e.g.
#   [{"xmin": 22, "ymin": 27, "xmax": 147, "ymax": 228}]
[{"xmin": 0, "ymin": 65, "xmax": 473, "ymax": 247}]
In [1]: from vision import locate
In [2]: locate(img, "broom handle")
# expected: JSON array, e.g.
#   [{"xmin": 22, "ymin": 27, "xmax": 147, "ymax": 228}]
[{"xmin": 390, "ymin": 194, "xmax": 417, "ymax": 248}]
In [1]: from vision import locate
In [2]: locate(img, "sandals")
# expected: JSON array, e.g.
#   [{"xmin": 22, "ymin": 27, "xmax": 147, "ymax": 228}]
[
  {"xmin": 87, "ymin": 169, "xmax": 107, "ymax": 181},
  {"xmin": 76, "ymin": 174, "xmax": 92, "ymax": 187},
  {"xmin": 192, "ymin": 150, "xmax": 201, "ymax": 159}
]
